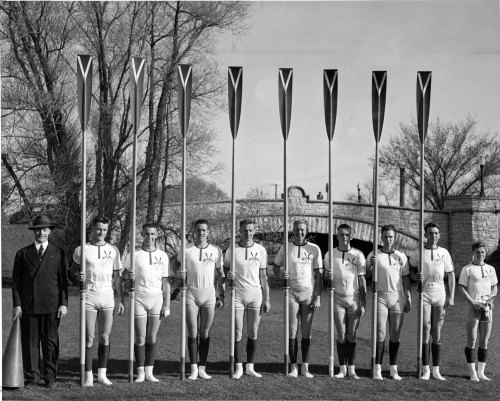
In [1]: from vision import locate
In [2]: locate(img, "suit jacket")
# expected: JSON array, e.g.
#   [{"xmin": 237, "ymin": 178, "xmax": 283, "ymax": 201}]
[{"xmin": 12, "ymin": 243, "xmax": 69, "ymax": 315}]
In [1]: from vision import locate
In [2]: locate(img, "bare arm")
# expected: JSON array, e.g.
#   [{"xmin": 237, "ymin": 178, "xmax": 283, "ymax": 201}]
[
  {"xmin": 446, "ymin": 271, "xmax": 456, "ymax": 307},
  {"xmin": 260, "ymin": 268, "xmax": 270, "ymax": 313},
  {"xmin": 358, "ymin": 275, "xmax": 367, "ymax": 316},
  {"xmin": 161, "ymin": 277, "xmax": 171, "ymax": 317},
  {"xmin": 403, "ymin": 275, "xmax": 411, "ymax": 312}
]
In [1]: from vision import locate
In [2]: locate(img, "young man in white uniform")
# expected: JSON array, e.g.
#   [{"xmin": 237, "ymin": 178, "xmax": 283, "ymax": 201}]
[
  {"xmin": 324, "ymin": 223, "xmax": 366, "ymax": 379},
  {"xmin": 366, "ymin": 225, "xmax": 411, "ymax": 380},
  {"xmin": 224, "ymin": 219, "xmax": 270, "ymax": 379},
  {"xmin": 179, "ymin": 219, "xmax": 224, "ymax": 380},
  {"xmin": 274, "ymin": 220, "xmax": 322, "ymax": 378},
  {"xmin": 72, "ymin": 216, "xmax": 125, "ymax": 386},
  {"xmin": 409, "ymin": 222, "xmax": 455, "ymax": 381},
  {"xmin": 459, "ymin": 242, "xmax": 497, "ymax": 381},
  {"xmin": 123, "ymin": 223, "xmax": 171, "ymax": 382}
]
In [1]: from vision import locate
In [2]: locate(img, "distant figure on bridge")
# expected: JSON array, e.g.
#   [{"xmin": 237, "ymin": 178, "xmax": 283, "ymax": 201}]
[
  {"xmin": 459, "ymin": 242, "xmax": 497, "ymax": 381},
  {"xmin": 224, "ymin": 219, "xmax": 270, "ymax": 379},
  {"xmin": 409, "ymin": 222, "xmax": 455, "ymax": 381},
  {"xmin": 178, "ymin": 219, "xmax": 224, "ymax": 380},
  {"xmin": 122, "ymin": 223, "xmax": 171, "ymax": 383},
  {"xmin": 274, "ymin": 219, "xmax": 323, "ymax": 378},
  {"xmin": 324, "ymin": 223, "xmax": 367, "ymax": 379},
  {"xmin": 366, "ymin": 225, "xmax": 412, "ymax": 380}
]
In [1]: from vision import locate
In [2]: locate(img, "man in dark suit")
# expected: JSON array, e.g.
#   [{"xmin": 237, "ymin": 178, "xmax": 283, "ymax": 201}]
[{"xmin": 12, "ymin": 215, "xmax": 69, "ymax": 389}]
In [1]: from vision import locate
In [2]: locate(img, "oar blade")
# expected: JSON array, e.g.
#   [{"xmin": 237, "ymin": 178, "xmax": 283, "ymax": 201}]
[
  {"xmin": 372, "ymin": 71, "xmax": 387, "ymax": 143},
  {"xmin": 228, "ymin": 66, "xmax": 243, "ymax": 139},
  {"xmin": 77, "ymin": 55, "xmax": 93, "ymax": 132},
  {"xmin": 130, "ymin": 56, "xmax": 146, "ymax": 129},
  {"xmin": 416, "ymin": 71, "xmax": 432, "ymax": 144},
  {"xmin": 323, "ymin": 69, "xmax": 338, "ymax": 141},
  {"xmin": 177, "ymin": 64, "xmax": 193, "ymax": 137},
  {"xmin": 278, "ymin": 68, "xmax": 293, "ymax": 140}
]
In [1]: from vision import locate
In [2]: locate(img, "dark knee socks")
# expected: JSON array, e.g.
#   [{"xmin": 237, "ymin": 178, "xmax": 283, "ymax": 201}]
[
  {"xmin": 375, "ymin": 341, "xmax": 385, "ymax": 365},
  {"xmin": 346, "ymin": 341, "xmax": 356, "ymax": 365},
  {"xmin": 234, "ymin": 341, "xmax": 243, "ymax": 363},
  {"xmin": 198, "ymin": 337, "xmax": 210, "ymax": 366},
  {"xmin": 301, "ymin": 338, "xmax": 311, "ymax": 364},
  {"xmin": 465, "ymin": 347, "xmax": 477, "ymax": 363},
  {"xmin": 431, "ymin": 343, "xmax": 441, "ymax": 366},
  {"xmin": 289, "ymin": 338, "xmax": 298, "ymax": 364},
  {"xmin": 247, "ymin": 338, "xmax": 257, "ymax": 364},
  {"xmin": 97, "ymin": 343, "xmax": 110, "ymax": 369},
  {"xmin": 337, "ymin": 341, "xmax": 346, "ymax": 365},
  {"xmin": 85, "ymin": 346, "xmax": 94, "ymax": 371},
  {"xmin": 135, "ymin": 344, "xmax": 145, "ymax": 367},
  {"xmin": 145, "ymin": 342, "xmax": 157, "ymax": 367},
  {"xmin": 422, "ymin": 342, "xmax": 430, "ymax": 366},
  {"xmin": 478, "ymin": 347, "xmax": 487, "ymax": 363},
  {"xmin": 188, "ymin": 337, "xmax": 198, "ymax": 365},
  {"xmin": 389, "ymin": 341, "xmax": 400, "ymax": 365}
]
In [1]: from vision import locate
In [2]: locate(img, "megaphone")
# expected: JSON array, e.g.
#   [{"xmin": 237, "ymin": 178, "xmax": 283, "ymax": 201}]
[{"xmin": 2, "ymin": 316, "xmax": 24, "ymax": 388}]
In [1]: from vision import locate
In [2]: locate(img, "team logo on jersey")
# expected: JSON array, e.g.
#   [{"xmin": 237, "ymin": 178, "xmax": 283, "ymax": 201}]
[
  {"xmin": 248, "ymin": 252, "xmax": 261, "ymax": 266},
  {"xmin": 102, "ymin": 250, "xmax": 114, "ymax": 265},
  {"xmin": 434, "ymin": 254, "xmax": 446, "ymax": 265},
  {"xmin": 153, "ymin": 256, "xmax": 162, "ymax": 268},
  {"xmin": 343, "ymin": 256, "xmax": 357, "ymax": 272},
  {"xmin": 202, "ymin": 252, "xmax": 215, "ymax": 266},
  {"xmin": 300, "ymin": 251, "xmax": 313, "ymax": 265}
]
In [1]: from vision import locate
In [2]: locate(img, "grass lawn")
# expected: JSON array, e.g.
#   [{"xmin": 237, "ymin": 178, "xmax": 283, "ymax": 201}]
[{"xmin": 2, "ymin": 284, "xmax": 499, "ymax": 400}]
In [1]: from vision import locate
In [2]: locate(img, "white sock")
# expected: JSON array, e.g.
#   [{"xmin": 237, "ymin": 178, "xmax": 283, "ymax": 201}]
[
  {"xmin": 246, "ymin": 363, "xmax": 262, "ymax": 378},
  {"xmin": 335, "ymin": 365, "xmax": 347, "ymax": 378},
  {"xmin": 97, "ymin": 368, "xmax": 112, "ymax": 385},
  {"xmin": 477, "ymin": 362, "xmax": 490, "ymax": 381},
  {"xmin": 348, "ymin": 365, "xmax": 360, "ymax": 379},
  {"xmin": 145, "ymin": 366, "xmax": 159, "ymax": 382},
  {"xmin": 432, "ymin": 366, "xmax": 445, "ymax": 381},
  {"xmin": 188, "ymin": 364, "xmax": 198, "ymax": 380},
  {"xmin": 288, "ymin": 363, "xmax": 298, "ymax": 377},
  {"xmin": 84, "ymin": 370, "xmax": 93, "ymax": 387},
  {"xmin": 198, "ymin": 366, "xmax": 212, "ymax": 380},
  {"xmin": 374, "ymin": 364, "xmax": 383, "ymax": 380},
  {"xmin": 421, "ymin": 365, "xmax": 430, "ymax": 380},
  {"xmin": 301, "ymin": 363, "xmax": 313, "ymax": 378},
  {"xmin": 135, "ymin": 366, "xmax": 145, "ymax": 383},
  {"xmin": 390, "ymin": 365, "xmax": 401, "ymax": 380},
  {"xmin": 468, "ymin": 363, "xmax": 479, "ymax": 381},
  {"xmin": 234, "ymin": 363, "xmax": 243, "ymax": 379}
]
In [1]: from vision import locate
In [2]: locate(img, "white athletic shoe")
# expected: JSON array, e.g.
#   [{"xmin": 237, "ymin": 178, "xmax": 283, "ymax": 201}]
[
  {"xmin": 335, "ymin": 365, "xmax": 347, "ymax": 379},
  {"xmin": 135, "ymin": 367, "xmax": 145, "ymax": 383},
  {"xmin": 390, "ymin": 365, "xmax": 402, "ymax": 381},
  {"xmin": 432, "ymin": 366, "xmax": 445, "ymax": 381},
  {"xmin": 145, "ymin": 366, "xmax": 159, "ymax": 382},
  {"xmin": 97, "ymin": 368, "xmax": 112, "ymax": 385},
  {"xmin": 245, "ymin": 363, "xmax": 262, "ymax": 378},
  {"xmin": 198, "ymin": 366, "xmax": 212, "ymax": 380},
  {"xmin": 348, "ymin": 365, "xmax": 360, "ymax": 380},
  {"xmin": 301, "ymin": 363, "xmax": 314, "ymax": 378},
  {"xmin": 477, "ymin": 362, "xmax": 490, "ymax": 381},
  {"xmin": 234, "ymin": 363, "xmax": 243, "ymax": 379},
  {"xmin": 420, "ymin": 365, "xmax": 430, "ymax": 380},
  {"xmin": 84, "ymin": 371, "xmax": 94, "ymax": 387},
  {"xmin": 373, "ymin": 364, "xmax": 383, "ymax": 380},
  {"xmin": 288, "ymin": 364, "xmax": 298, "ymax": 378},
  {"xmin": 188, "ymin": 364, "xmax": 198, "ymax": 381}
]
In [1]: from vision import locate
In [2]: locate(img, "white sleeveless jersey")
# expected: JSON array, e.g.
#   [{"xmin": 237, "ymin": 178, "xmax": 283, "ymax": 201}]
[
  {"xmin": 367, "ymin": 249, "xmax": 409, "ymax": 293},
  {"xmin": 123, "ymin": 248, "xmax": 171, "ymax": 295},
  {"xmin": 185, "ymin": 243, "xmax": 223, "ymax": 289},
  {"xmin": 324, "ymin": 247, "xmax": 366, "ymax": 295},
  {"xmin": 274, "ymin": 241, "xmax": 323, "ymax": 289},
  {"xmin": 409, "ymin": 246, "xmax": 454, "ymax": 290},
  {"xmin": 73, "ymin": 243, "xmax": 121, "ymax": 293},
  {"xmin": 224, "ymin": 242, "xmax": 267, "ymax": 288}
]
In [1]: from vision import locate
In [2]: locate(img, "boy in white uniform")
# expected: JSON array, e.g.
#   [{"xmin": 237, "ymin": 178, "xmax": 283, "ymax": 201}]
[
  {"xmin": 274, "ymin": 219, "xmax": 322, "ymax": 378},
  {"xmin": 72, "ymin": 216, "xmax": 125, "ymax": 386},
  {"xmin": 324, "ymin": 223, "xmax": 366, "ymax": 379},
  {"xmin": 366, "ymin": 225, "xmax": 411, "ymax": 380},
  {"xmin": 409, "ymin": 222, "xmax": 455, "ymax": 381},
  {"xmin": 179, "ymin": 219, "xmax": 224, "ymax": 380},
  {"xmin": 224, "ymin": 219, "xmax": 270, "ymax": 379},
  {"xmin": 459, "ymin": 242, "xmax": 498, "ymax": 381},
  {"xmin": 123, "ymin": 223, "xmax": 171, "ymax": 382}
]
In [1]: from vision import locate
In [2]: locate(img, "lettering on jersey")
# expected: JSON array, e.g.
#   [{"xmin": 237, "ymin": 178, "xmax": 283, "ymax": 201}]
[{"xmin": 248, "ymin": 252, "xmax": 261, "ymax": 266}]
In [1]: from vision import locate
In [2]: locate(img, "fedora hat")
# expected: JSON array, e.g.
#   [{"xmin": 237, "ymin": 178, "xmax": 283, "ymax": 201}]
[{"xmin": 28, "ymin": 215, "xmax": 55, "ymax": 230}]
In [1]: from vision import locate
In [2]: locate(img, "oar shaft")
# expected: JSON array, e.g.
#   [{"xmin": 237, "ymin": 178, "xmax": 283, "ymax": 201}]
[
  {"xmin": 371, "ymin": 142, "xmax": 379, "ymax": 378},
  {"xmin": 328, "ymin": 141, "xmax": 334, "ymax": 377},
  {"xmin": 230, "ymin": 138, "xmax": 236, "ymax": 378},
  {"xmin": 80, "ymin": 127, "xmax": 87, "ymax": 388},
  {"xmin": 283, "ymin": 140, "xmax": 289, "ymax": 375},
  {"xmin": 180, "ymin": 134, "xmax": 187, "ymax": 380},
  {"xmin": 417, "ymin": 141, "xmax": 425, "ymax": 377}
]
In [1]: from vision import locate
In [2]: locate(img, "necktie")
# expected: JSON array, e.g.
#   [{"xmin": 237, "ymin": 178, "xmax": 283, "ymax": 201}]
[{"xmin": 38, "ymin": 245, "xmax": 44, "ymax": 261}]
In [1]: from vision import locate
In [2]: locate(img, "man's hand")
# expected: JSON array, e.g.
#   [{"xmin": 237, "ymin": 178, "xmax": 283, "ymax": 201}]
[
  {"xmin": 75, "ymin": 272, "xmax": 85, "ymax": 282},
  {"xmin": 328, "ymin": 269, "xmax": 334, "ymax": 281},
  {"xmin": 116, "ymin": 302, "xmax": 125, "ymax": 316},
  {"xmin": 416, "ymin": 272, "xmax": 423, "ymax": 283},
  {"xmin": 444, "ymin": 296, "xmax": 454, "ymax": 309},
  {"xmin": 226, "ymin": 271, "xmax": 234, "ymax": 280},
  {"xmin": 216, "ymin": 296, "xmax": 225, "ymax": 309},
  {"xmin": 13, "ymin": 306, "xmax": 22, "ymax": 320},
  {"xmin": 57, "ymin": 305, "xmax": 67, "ymax": 319},
  {"xmin": 310, "ymin": 297, "xmax": 321, "ymax": 312},
  {"xmin": 282, "ymin": 271, "xmax": 289, "ymax": 280},
  {"xmin": 123, "ymin": 270, "xmax": 135, "ymax": 281},
  {"xmin": 403, "ymin": 298, "xmax": 411, "ymax": 313},
  {"xmin": 176, "ymin": 270, "xmax": 187, "ymax": 280},
  {"xmin": 160, "ymin": 305, "xmax": 170, "ymax": 319},
  {"xmin": 262, "ymin": 300, "xmax": 271, "ymax": 313},
  {"xmin": 359, "ymin": 305, "xmax": 366, "ymax": 317}
]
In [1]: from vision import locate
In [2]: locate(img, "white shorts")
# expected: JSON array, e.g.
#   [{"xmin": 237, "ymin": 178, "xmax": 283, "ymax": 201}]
[
  {"xmin": 135, "ymin": 292, "xmax": 163, "ymax": 316},
  {"xmin": 186, "ymin": 286, "xmax": 216, "ymax": 308},
  {"xmin": 235, "ymin": 287, "xmax": 262, "ymax": 310},
  {"xmin": 289, "ymin": 287, "xmax": 314, "ymax": 305},
  {"xmin": 334, "ymin": 291, "xmax": 360, "ymax": 314},
  {"xmin": 378, "ymin": 291, "xmax": 404, "ymax": 313},
  {"xmin": 422, "ymin": 286, "xmax": 446, "ymax": 307},
  {"xmin": 86, "ymin": 288, "xmax": 114, "ymax": 311}
]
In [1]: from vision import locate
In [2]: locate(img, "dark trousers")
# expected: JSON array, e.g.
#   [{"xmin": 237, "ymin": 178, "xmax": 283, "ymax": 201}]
[{"xmin": 21, "ymin": 312, "xmax": 60, "ymax": 384}]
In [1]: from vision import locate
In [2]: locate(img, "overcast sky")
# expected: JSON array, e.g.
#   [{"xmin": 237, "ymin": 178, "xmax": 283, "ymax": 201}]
[{"xmin": 210, "ymin": 0, "xmax": 500, "ymax": 201}]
